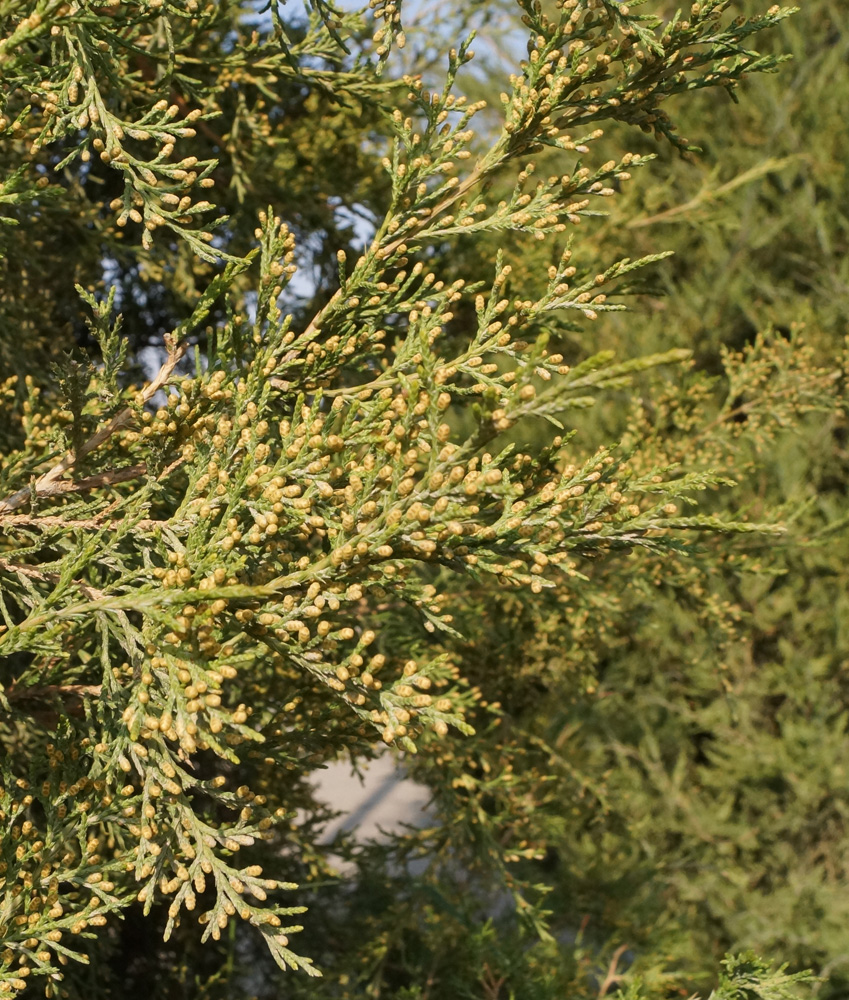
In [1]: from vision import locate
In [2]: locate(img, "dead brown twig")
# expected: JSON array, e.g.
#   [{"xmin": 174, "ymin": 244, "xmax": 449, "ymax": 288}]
[
  {"xmin": 481, "ymin": 963, "xmax": 506, "ymax": 1000},
  {"xmin": 2, "ymin": 682, "xmax": 103, "ymax": 723},
  {"xmin": 5, "ymin": 683, "xmax": 102, "ymax": 701},
  {"xmin": 597, "ymin": 944, "xmax": 630, "ymax": 999},
  {"xmin": 0, "ymin": 339, "xmax": 187, "ymax": 515},
  {"xmin": 0, "ymin": 560, "xmax": 108, "ymax": 601}
]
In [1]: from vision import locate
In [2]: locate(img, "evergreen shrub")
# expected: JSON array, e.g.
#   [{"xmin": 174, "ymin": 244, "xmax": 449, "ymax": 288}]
[{"xmin": 0, "ymin": 2, "xmax": 842, "ymax": 997}]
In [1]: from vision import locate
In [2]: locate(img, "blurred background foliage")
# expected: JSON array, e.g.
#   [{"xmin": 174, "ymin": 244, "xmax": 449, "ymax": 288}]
[{"xmin": 380, "ymin": 2, "xmax": 849, "ymax": 997}]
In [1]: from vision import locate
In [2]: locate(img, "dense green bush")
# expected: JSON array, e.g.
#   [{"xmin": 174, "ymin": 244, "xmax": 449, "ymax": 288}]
[{"xmin": 384, "ymin": 2, "xmax": 849, "ymax": 995}]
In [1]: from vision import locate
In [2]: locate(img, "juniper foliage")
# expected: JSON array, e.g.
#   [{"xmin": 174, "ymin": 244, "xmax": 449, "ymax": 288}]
[{"xmin": 0, "ymin": 1, "xmax": 837, "ymax": 998}]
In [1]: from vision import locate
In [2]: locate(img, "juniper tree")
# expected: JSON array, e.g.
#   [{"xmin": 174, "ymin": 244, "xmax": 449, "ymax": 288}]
[{"xmin": 0, "ymin": 1, "xmax": 829, "ymax": 997}]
